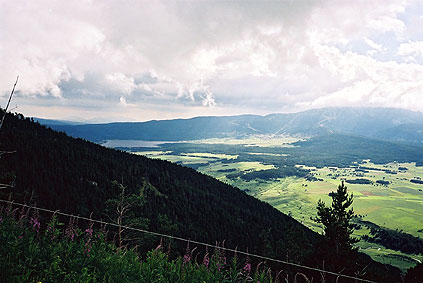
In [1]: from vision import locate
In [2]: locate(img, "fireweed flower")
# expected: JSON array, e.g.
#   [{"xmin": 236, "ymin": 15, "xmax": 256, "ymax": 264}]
[
  {"xmin": 243, "ymin": 263, "xmax": 251, "ymax": 274},
  {"xmin": 85, "ymin": 227, "xmax": 93, "ymax": 237},
  {"xmin": 183, "ymin": 253, "xmax": 191, "ymax": 264},
  {"xmin": 203, "ymin": 253, "xmax": 209, "ymax": 268},
  {"xmin": 47, "ymin": 224, "xmax": 56, "ymax": 240},
  {"xmin": 183, "ymin": 242, "xmax": 191, "ymax": 264},
  {"xmin": 65, "ymin": 227, "xmax": 76, "ymax": 241},
  {"xmin": 84, "ymin": 241, "xmax": 92, "ymax": 257},
  {"xmin": 65, "ymin": 218, "xmax": 78, "ymax": 241},
  {"xmin": 29, "ymin": 217, "xmax": 40, "ymax": 232}
]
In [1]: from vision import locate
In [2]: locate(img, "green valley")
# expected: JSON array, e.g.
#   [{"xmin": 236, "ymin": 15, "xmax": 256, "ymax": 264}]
[{"xmin": 127, "ymin": 135, "xmax": 423, "ymax": 271}]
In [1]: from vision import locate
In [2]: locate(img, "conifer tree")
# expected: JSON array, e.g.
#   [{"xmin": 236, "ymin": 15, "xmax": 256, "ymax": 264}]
[{"xmin": 313, "ymin": 181, "xmax": 358, "ymax": 256}]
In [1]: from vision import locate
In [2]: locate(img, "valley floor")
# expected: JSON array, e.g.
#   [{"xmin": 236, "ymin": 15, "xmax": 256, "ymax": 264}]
[{"xmin": 114, "ymin": 136, "xmax": 423, "ymax": 271}]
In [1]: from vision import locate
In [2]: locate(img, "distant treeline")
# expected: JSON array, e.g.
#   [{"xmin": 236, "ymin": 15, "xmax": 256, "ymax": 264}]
[
  {"xmin": 345, "ymin": 178, "xmax": 373, "ymax": 185},
  {"xmin": 226, "ymin": 167, "xmax": 309, "ymax": 181},
  {"xmin": 360, "ymin": 220, "xmax": 423, "ymax": 255}
]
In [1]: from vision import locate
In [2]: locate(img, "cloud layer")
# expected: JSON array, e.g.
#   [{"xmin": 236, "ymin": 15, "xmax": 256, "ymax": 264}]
[{"xmin": 1, "ymin": 0, "xmax": 423, "ymax": 121}]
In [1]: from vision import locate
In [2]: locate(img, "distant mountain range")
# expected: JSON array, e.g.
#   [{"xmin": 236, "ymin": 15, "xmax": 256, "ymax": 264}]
[
  {"xmin": 32, "ymin": 117, "xmax": 85, "ymax": 126},
  {"xmin": 38, "ymin": 107, "xmax": 423, "ymax": 144}
]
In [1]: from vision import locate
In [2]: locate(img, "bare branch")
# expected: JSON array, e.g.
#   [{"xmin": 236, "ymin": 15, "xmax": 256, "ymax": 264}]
[
  {"xmin": 0, "ymin": 150, "xmax": 17, "ymax": 158},
  {"xmin": 0, "ymin": 76, "xmax": 19, "ymax": 130}
]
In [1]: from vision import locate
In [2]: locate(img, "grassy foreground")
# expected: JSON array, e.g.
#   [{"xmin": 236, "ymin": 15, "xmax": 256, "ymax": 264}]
[{"xmin": 0, "ymin": 206, "xmax": 277, "ymax": 283}]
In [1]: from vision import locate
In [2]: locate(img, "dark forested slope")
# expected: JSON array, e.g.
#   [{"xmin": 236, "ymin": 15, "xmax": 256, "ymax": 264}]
[
  {"xmin": 0, "ymin": 112, "xmax": 402, "ymax": 281},
  {"xmin": 0, "ymin": 112, "xmax": 316, "ymax": 261}
]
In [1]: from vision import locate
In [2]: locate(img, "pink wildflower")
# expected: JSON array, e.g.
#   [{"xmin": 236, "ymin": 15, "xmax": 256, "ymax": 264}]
[
  {"xmin": 29, "ymin": 217, "xmax": 40, "ymax": 232},
  {"xmin": 243, "ymin": 263, "xmax": 251, "ymax": 274},
  {"xmin": 203, "ymin": 254, "xmax": 209, "ymax": 268},
  {"xmin": 183, "ymin": 242, "xmax": 191, "ymax": 264},
  {"xmin": 65, "ymin": 218, "xmax": 78, "ymax": 241},
  {"xmin": 183, "ymin": 253, "xmax": 191, "ymax": 264},
  {"xmin": 85, "ymin": 227, "xmax": 93, "ymax": 237},
  {"xmin": 84, "ymin": 241, "xmax": 92, "ymax": 257}
]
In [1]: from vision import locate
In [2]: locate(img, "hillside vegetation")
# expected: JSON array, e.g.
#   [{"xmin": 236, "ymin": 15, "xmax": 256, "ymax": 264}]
[
  {"xmin": 0, "ymin": 111, "xmax": 403, "ymax": 281},
  {"xmin": 0, "ymin": 209, "xmax": 276, "ymax": 283},
  {"xmin": 46, "ymin": 107, "xmax": 423, "ymax": 144},
  {"xmin": 133, "ymin": 137, "xmax": 423, "ymax": 271},
  {"xmin": 0, "ymin": 112, "xmax": 317, "ymax": 260}
]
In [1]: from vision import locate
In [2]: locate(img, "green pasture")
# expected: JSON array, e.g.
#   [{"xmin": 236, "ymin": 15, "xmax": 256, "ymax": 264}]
[
  {"xmin": 135, "ymin": 148, "xmax": 423, "ymax": 238},
  {"xmin": 134, "ymin": 150, "xmax": 172, "ymax": 156},
  {"xmin": 356, "ymin": 239, "xmax": 422, "ymax": 271},
  {"xmin": 354, "ymin": 225, "xmax": 422, "ymax": 270},
  {"xmin": 192, "ymin": 136, "xmax": 303, "ymax": 147},
  {"xmin": 136, "ymin": 152, "xmax": 214, "ymax": 164},
  {"xmin": 180, "ymin": 152, "xmax": 238, "ymax": 160},
  {"xmin": 133, "ymin": 139, "xmax": 423, "ymax": 271}
]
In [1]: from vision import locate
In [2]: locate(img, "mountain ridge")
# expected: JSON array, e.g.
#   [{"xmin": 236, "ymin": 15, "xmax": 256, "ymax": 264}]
[{"xmin": 40, "ymin": 107, "xmax": 423, "ymax": 144}]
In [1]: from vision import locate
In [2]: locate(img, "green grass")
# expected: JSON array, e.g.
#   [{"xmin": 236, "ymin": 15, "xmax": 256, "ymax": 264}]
[
  {"xmin": 356, "ymin": 240, "xmax": 422, "ymax": 271},
  {"xmin": 129, "ymin": 137, "xmax": 423, "ymax": 271},
  {"xmin": 181, "ymin": 152, "xmax": 238, "ymax": 159},
  {"xmin": 192, "ymin": 136, "xmax": 303, "ymax": 147},
  {"xmin": 136, "ymin": 153, "xmax": 215, "ymax": 164},
  {"xmin": 134, "ymin": 150, "xmax": 172, "ymax": 156}
]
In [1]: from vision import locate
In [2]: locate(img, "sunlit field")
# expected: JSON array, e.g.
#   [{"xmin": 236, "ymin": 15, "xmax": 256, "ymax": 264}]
[{"xmin": 129, "ymin": 136, "xmax": 423, "ymax": 270}]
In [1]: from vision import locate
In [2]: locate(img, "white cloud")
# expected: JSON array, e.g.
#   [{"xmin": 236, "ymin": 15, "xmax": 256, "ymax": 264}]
[
  {"xmin": 364, "ymin": 38, "xmax": 383, "ymax": 52},
  {"xmin": 119, "ymin": 96, "xmax": 127, "ymax": 106},
  {"xmin": 105, "ymin": 73, "xmax": 136, "ymax": 95},
  {"xmin": 0, "ymin": 0, "xmax": 422, "ymax": 121},
  {"xmin": 300, "ymin": 42, "xmax": 423, "ymax": 110},
  {"xmin": 398, "ymin": 40, "xmax": 423, "ymax": 62}
]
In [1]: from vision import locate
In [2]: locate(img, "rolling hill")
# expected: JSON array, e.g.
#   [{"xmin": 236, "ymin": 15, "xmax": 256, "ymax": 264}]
[
  {"xmin": 0, "ymin": 111, "xmax": 402, "ymax": 281},
  {"xmin": 1, "ymin": 112, "xmax": 317, "ymax": 261},
  {"xmin": 43, "ymin": 107, "xmax": 423, "ymax": 144}
]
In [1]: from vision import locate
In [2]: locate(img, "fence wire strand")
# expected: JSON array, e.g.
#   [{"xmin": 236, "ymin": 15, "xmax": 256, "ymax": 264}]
[{"xmin": 0, "ymin": 199, "xmax": 377, "ymax": 283}]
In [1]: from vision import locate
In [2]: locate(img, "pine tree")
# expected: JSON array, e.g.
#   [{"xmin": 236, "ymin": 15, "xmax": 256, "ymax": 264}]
[{"xmin": 313, "ymin": 181, "xmax": 358, "ymax": 256}]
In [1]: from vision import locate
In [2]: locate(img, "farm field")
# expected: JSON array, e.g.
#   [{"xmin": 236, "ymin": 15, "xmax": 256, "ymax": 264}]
[{"xmin": 118, "ymin": 135, "xmax": 423, "ymax": 271}]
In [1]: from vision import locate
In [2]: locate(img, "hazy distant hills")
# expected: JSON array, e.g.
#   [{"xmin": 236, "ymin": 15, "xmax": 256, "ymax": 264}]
[
  {"xmin": 32, "ymin": 117, "xmax": 84, "ymax": 126},
  {"xmin": 41, "ymin": 107, "xmax": 423, "ymax": 144}
]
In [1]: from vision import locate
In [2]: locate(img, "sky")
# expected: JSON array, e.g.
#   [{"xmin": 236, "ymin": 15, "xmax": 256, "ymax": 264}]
[{"xmin": 1, "ymin": 0, "xmax": 423, "ymax": 122}]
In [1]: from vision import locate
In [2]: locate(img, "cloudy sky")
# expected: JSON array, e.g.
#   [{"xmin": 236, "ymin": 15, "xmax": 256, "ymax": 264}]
[{"xmin": 1, "ymin": 0, "xmax": 423, "ymax": 122}]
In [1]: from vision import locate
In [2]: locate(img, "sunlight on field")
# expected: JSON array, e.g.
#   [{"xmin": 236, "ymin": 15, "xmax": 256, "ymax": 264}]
[
  {"xmin": 247, "ymin": 152, "xmax": 288, "ymax": 157},
  {"xmin": 134, "ymin": 151, "xmax": 172, "ymax": 156},
  {"xmin": 218, "ymin": 160, "xmax": 423, "ymax": 271},
  {"xmin": 197, "ymin": 161, "xmax": 276, "ymax": 181},
  {"xmin": 192, "ymin": 136, "xmax": 303, "ymax": 147},
  {"xmin": 181, "ymin": 152, "xmax": 238, "ymax": 159},
  {"xmin": 290, "ymin": 162, "xmax": 423, "ymax": 235},
  {"xmin": 356, "ymin": 240, "xmax": 423, "ymax": 271},
  {"xmin": 136, "ymin": 152, "xmax": 214, "ymax": 164},
  {"xmin": 128, "ymin": 138, "xmax": 423, "ymax": 271}
]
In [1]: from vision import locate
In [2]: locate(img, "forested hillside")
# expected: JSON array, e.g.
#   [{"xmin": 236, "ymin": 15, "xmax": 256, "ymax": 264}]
[
  {"xmin": 0, "ymin": 112, "xmax": 402, "ymax": 281},
  {"xmin": 46, "ymin": 107, "xmax": 423, "ymax": 144},
  {"xmin": 0, "ymin": 112, "xmax": 316, "ymax": 260}
]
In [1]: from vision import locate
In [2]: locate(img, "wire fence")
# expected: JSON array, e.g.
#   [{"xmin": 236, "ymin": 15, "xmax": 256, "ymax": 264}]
[{"xmin": 0, "ymin": 199, "xmax": 377, "ymax": 283}]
